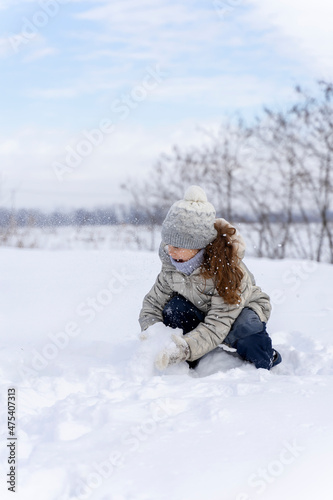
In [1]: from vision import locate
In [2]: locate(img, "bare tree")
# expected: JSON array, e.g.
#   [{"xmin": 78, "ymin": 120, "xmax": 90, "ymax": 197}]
[
  {"xmin": 122, "ymin": 119, "xmax": 250, "ymax": 227},
  {"xmin": 287, "ymin": 82, "xmax": 333, "ymax": 262},
  {"xmin": 122, "ymin": 83, "xmax": 333, "ymax": 262}
]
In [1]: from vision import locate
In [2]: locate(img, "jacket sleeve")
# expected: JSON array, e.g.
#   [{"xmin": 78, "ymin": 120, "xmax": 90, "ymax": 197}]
[
  {"xmin": 183, "ymin": 271, "xmax": 256, "ymax": 361},
  {"xmin": 139, "ymin": 270, "xmax": 174, "ymax": 331}
]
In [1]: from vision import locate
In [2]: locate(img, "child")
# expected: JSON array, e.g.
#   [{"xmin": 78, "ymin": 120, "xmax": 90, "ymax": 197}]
[{"xmin": 139, "ymin": 185, "xmax": 281, "ymax": 371}]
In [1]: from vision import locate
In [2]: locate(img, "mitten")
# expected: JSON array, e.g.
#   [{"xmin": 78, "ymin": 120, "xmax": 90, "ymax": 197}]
[
  {"xmin": 139, "ymin": 330, "xmax": 149, "ymax": 341},
  {"xmin": 155, "ymin": 334, "xmax": 190, "ymax": 370}
]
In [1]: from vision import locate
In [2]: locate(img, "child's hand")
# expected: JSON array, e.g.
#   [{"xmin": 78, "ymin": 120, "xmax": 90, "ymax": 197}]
[{"xmin": 155, "ymin": 334, "xmax": 190, "ymax": 370}]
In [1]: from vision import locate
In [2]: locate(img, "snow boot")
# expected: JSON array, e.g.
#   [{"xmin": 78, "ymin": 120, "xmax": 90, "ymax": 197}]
[{"xmin": 272, "ymin": 349, "xmax": 282, "ymax": 367}]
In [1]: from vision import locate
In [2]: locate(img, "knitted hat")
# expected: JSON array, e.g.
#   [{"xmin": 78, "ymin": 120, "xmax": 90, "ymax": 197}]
[{"xmin": 161, "ymin": 186, "xmax": 217, "ymax": 249}]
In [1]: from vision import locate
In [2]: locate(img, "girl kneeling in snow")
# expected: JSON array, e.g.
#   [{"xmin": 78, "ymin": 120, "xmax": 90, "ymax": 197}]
[{"xmin": 139, "ymin": 186, "xmax": 281, "ymax": 371}]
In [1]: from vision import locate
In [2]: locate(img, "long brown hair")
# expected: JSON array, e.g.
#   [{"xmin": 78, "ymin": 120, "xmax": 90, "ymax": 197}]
[{"xmin": 200, "ymin": 220, "xmax": 244, "ymax": 305}]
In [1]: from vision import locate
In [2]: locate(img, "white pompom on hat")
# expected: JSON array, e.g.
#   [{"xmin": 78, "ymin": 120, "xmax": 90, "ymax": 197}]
[{"xmin": 161, "ymin": 185, "xmax": 217, "ymax": 249}]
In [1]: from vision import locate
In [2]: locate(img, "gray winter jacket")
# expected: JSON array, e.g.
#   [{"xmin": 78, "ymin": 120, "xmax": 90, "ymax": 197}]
[{"xmin": 139, "ymin": 219, "xmax": 272, "ymax": 362}]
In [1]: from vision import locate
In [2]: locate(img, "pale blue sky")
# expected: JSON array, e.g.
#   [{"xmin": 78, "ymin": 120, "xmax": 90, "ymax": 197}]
[{"xmin": 1, "ymin": 0, "xmax": 333, "ymax": 209}]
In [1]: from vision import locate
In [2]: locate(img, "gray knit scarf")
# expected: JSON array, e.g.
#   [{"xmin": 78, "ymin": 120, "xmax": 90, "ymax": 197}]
[{"xmin": 169, "ymin": 248, "xmax": 205, "ymax": 275}]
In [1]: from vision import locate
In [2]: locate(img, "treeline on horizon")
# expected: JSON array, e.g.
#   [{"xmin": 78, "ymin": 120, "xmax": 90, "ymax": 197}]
[{"xmin": 0, "ymin": 206, "xmax": 331, "ymax": 228}]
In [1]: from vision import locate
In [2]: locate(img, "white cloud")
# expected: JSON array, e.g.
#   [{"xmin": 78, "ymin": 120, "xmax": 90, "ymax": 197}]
[
  {"xmin": 73, "ymin": 0, "xmax": 333, "ymax": 84},
  {"xmin": 153, "ymin": 73, "xmax": 296, "ymax": 111},
  {"xmin": 26, "ymin": 87, "xmax": 82, "ymax": 99},
  {"xmin": 76, "ymin": 0, "xmax": 207, "ymax": 28},
  {"xmin": 0, "ymin": 138, "xmax": 18, "ymax": 154},
  {"xmin": 3, "ymin": 0, "xmax": 333, "ymax": 212},
  {"xmin": 0, "ymin": 0, "xmax": 41, "ymax": 6},
  {"xmin": 73, "ymin": 0, "xmax": 224, "ymax": 67},
  {"xmin": 23, "ymin": 46, "xmax": 58, "ymax": 62},
  {"xmin": 0, "ymin": 36, "xmax": 14, "ymax": 57},
  {"xmin": 0, "ymin": 120, "xmax": 224, "ymax": 209},
  {"xmin": 65, "ymin": 0, "xmax": 328, "ymax": 111},
  {"xmin": 247, "ymin": 0, "xmax": 333, "ymax": 76},
  {"xmin": 0, "ymin": 0, "xmax": 11, "ymax": 9}
]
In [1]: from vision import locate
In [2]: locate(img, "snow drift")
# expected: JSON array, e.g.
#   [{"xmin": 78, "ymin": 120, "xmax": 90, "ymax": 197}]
[{"xmin": 0, "ymin": 248, "xmax": 332, "ymax": 500}]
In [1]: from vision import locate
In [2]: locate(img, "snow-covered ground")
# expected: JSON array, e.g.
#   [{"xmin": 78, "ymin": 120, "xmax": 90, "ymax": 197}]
[
  {"xmin": 0, "ymin": 248, "xmax": 332, "ymax": 500},
  {"xmin": 0, "ymin": 225, "xmax": 158, "ymax": 252}
]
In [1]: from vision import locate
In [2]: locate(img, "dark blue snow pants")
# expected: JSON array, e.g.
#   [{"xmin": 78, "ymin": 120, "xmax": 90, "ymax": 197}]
[{"xmin": 162, "ymin": 294, "xmax": 274, "ymax": 370}]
